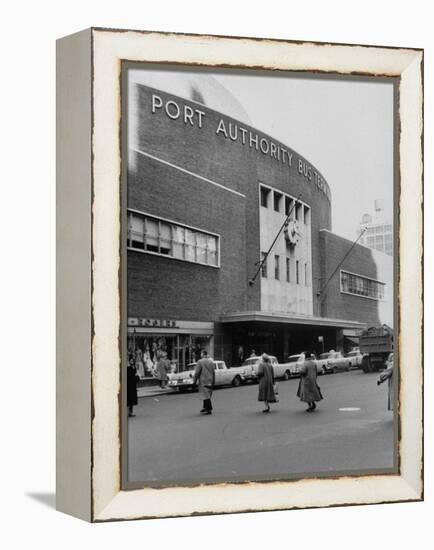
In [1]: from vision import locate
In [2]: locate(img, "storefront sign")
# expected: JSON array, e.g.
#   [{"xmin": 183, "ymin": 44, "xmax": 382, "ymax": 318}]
[{"xmin": 128, "ymin": 317, "xmax": 179, "ymax": 328}]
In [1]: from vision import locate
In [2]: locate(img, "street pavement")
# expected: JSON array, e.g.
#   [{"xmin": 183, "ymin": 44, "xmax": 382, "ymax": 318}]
[{"xmin": 128, "ymin": 370, "xmax": 396, "ymax": 484}]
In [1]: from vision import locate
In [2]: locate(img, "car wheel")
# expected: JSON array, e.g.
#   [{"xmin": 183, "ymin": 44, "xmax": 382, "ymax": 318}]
[
  {"xmin": 232, "ymin": 375, "xmax": 241, "ymax": 387},
  {"xmin": 283, "ymin": 370, "xmax": 290, "ymax": 381}
]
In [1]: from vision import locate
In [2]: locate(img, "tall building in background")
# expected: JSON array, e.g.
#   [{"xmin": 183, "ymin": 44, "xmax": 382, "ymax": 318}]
[{"xmin": 358, "ymin": 199, "xmax": 393, "ymax": 256}]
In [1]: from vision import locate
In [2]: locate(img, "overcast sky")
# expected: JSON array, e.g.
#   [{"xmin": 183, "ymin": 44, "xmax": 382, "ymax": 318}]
[{"xmin": 213, "ymin": 71, "xmax": 394, "ymax": 241}]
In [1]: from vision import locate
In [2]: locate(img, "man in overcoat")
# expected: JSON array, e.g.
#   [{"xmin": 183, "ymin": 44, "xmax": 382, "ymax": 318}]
[{"xmin": 193, "ymin": 349, "xmax": 215, "ymax": 415}]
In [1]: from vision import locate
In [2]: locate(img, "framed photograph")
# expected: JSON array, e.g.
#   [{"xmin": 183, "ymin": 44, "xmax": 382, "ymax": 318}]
[{"xmin": 56, "ymin": 28, "xmax": 423, "ymax": 522}]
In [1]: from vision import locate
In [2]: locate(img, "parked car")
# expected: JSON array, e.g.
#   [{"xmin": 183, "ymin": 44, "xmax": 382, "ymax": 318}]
[
  {"xmin": 326, "ymin": 351, "xmax": 351, "ymax": 373},
  {"xmin": 345, "ymin": 349, "xmax": 363, "ymax": 369},
  {"xmin": 241, "ymin": 355, "xmax": 278, "ymax": 381},
  {"xmin": 316, "ymin": 351, "xmax": 335, "ymax": 374},
  {"xmin": 241, "ymin": 355, "xmax": 298, "ymax": 380},
  {"xmin": 167, "ymin": 360, "xmax": 250, "ymax": 392},
  {"xmin": 285, "ymin": 353, "xmax": 305, "ymax": 377},
  {"xmin": 280, "ymin": 352, "xmax": 319, "ymax": 378}
]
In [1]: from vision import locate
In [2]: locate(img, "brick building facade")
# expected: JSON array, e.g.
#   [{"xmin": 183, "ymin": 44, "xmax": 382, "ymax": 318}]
[{"xmin": 126, "ymin": 78, "xmax": 393, "ymax": 374}]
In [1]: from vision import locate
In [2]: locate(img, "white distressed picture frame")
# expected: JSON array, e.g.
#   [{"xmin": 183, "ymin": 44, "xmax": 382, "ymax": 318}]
[{"xmin": 56, "ymin": 28, "xmax": 423, "ymax": 522}]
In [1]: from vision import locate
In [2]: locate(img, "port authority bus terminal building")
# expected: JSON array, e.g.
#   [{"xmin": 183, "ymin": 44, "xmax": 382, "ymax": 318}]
[{"xmin": 126, "ymin": 72, "xmax": 393, "ymax": 376}]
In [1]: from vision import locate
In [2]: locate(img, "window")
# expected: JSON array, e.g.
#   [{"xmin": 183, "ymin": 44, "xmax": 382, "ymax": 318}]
[
  {"xmin": 340, "ymin": 270, "xmax": 385, "ymax": 300},
  {"xmin": 303, "ymin": 206, "xmax": 310, "ymax": 225},
  {"xmin": 260, "ymin": 187, "xmax": 270, "ymax": 208},
  {"xmin": 304, "ymin": 262, "xmax": 308, "ymax": 286},
  {"xmin": 296, "ymin": 260, "xmax": 300, "ymax": 284},
  {"xmin": 295, "ymin": 203, "xmax": 302, "ymax": 221},
  {"xmin": 274, "ymin": 255, "xmax": 280, "ymax": 280},
  {"xmin": 159, "ymin": 221, "xmax": 172, "ymax": 255},
  {"xmin": 274, "ymin": 192, "xmax": 282, "ymax": 212},
  {"xmin": 130, "ymin": 215, "xmax": 144, "ymax": 249},
  {"xmin": 285, "ymin": 196, "xmax": 292, "ymax": 216},
  {"xmin": 261, "ymin": 252, "xmax": 267, "ymax": 278},
  {"xmin": 184, "ymin": 229, "xmax": 196, "ymax": 262},
  {"xmin": 286, "ymin": 257, "xmax": 290, "ymax": 282},
  {"xmin": 145, "ymin": 218, "xmax": 159, "ymax": 253},
  {"xmin": 172, "ymin": 226, "xmax": 185, "ymax": 259},
  {"xmin": 128, "ymin": 211, "xmax": 219, "ymax": 267}
]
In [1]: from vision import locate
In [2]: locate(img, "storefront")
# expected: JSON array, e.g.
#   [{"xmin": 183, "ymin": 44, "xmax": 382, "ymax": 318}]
[{"xmin": 127, "ymin": 318, "xmax": 214, "ymax": 378}]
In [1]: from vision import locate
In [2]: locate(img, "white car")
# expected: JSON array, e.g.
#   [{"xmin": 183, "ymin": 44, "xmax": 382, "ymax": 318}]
[
  {"xmin": 345, "ymin": 349, "xmax": 363, "ymax": 369},
  {"xmin": 316, "ymin": 352, "xmax": 335, "ymax": 375},
  {"xmin": 167, "ymin": 360, "xmax": 250, "ymax": 391},
  {"xmin": 279, "ymin": 352, "xmax": 318, "ymax": 378},
  {"xmin": 326, "ymin": 351, "xmax": 351, "ymax": 373},
  {"xmin": 241, "ymin": 355, "xmax": 292, "ymax": 380}
]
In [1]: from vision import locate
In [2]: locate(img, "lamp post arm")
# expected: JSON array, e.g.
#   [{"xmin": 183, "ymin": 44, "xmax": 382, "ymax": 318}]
[
  {"xmin": 248, "ymin": 193, "xmax": 302, "ymax": 286},
  {"xmin": 317, "ymin": 227, "xmax": 367, "ymax": 303}
]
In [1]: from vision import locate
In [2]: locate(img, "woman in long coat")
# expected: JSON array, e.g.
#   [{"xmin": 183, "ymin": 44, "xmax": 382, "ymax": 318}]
[
  {"xmin": 297, "ymin": 352, "xmax": 323, "ymax": 412},
  {"xmin": 257, "ymin": 353, "xmax": 277, "ymax": 413},
  {"xmin": 127, "ymin": 356, "xmax": 139, "ymax": 417}
]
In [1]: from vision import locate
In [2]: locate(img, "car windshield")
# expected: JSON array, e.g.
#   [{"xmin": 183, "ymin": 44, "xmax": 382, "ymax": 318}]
[
  {"xmin": 319, "ymin": 353, "xmax": 331, "ymax": 359},
  {"xmin": 241, "ymin": 358, "xmax": 259, "ymax": 366},
  {"xmin": 288, "ymin": 355, "xmax": 301, "ymax": 362}
]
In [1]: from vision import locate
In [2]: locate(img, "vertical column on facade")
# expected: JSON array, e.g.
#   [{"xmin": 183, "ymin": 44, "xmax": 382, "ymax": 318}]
[
  {"xmin": 283, "ymin": 324, "xmax": 290, "ymax": 362},
  {"xmin": 336, "ymin": 328, "xmax": 344, "ymax": 353}
]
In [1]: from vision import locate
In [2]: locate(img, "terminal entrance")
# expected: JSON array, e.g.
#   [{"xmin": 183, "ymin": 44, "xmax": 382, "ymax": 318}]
[{"xmin": 222, "ymin": 321, "xmax": 340, "ymax": 367}]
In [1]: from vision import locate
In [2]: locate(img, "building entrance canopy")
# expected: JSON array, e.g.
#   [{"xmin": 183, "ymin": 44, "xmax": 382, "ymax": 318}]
[
  {"xmin": 219, "ymin": 311, "xmax": 365, "ymax": 365},
  {"xmin": 220, "ymin": 311, "xmax": 366, "ymax": 331}
]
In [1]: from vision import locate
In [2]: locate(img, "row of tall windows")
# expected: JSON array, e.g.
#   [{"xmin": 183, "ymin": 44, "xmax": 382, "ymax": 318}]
[
  {"xmin": 261, "ymin": 253, "xmax": 309, "ymax": 285},
  {"xmin": 260, "ymin": 186, "xmax": 310, "ymax": 224},
  {"xmin": 128, "ymin": 211, "xmax": 219, "ymax": 267},
  {"xmin": 340, "ymin": 270, "xmax": 385, "ymax": 300}
]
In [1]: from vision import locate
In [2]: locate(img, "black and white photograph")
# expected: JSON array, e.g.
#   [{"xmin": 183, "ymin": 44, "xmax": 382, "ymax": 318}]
[
  {"xmin": 2, "ymin": 0, "xmax": 430, "ymax": 542},
  {"xmin": 123, "ymin": 65, "xmax": 396, "ymax": 486}
]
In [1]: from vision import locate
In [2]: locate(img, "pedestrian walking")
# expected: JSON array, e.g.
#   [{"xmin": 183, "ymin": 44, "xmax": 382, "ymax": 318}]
[
  {"xmin": 127, "ymin": 356, "xmax": 139, "ymax": 417},
  {"xmin": 257, "ymin": 353, "xmax": 277, "ymax": 413},
  {"xmin": 297, "ymin": 352, "xmax": 323, "ymax": 412},
  {"xmin": 193, "ymin": 349, "xmax": 215, "ymax": 415},
  {"xmin": 377, "ymin": 354, "xmax": 394, "ymax": 411},
  {"xmin": 155, "ymin": 352, "xmax": 171, "ymax": 388}
]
